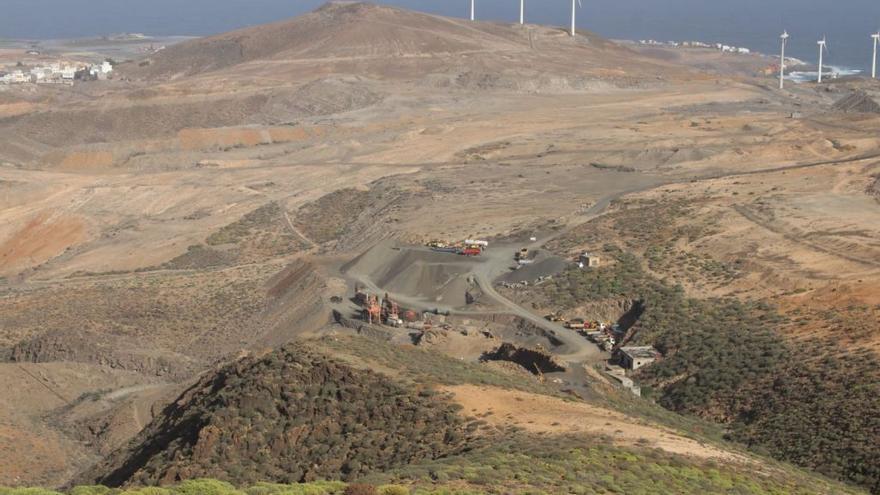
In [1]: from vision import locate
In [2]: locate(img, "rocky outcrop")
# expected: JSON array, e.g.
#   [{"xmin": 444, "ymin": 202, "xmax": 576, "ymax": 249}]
[
  {"xmin": 482, "ymin": 343, "xmax": 566, "ymax": 375},
  {"xmin": 9, "ymin": 329, "xmax": 195, "ymax": 379}
]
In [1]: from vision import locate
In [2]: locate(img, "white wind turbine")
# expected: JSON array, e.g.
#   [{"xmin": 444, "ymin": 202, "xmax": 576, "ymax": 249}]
[
  {"xmin": 779, "ymin": 30, "xmax": 789, "ymax": 90},
  {"xmin": 817, "ymin": 36, "xmax": 827, "ymax": 83},
  {"xmin": 872, "ymin": 32, "xmax": 880, "ymax": 79},
  {"xmin": 520, "ymin": 0, "xmax": 525, "ymax": 25},
  {"xmin": 470, "ymin": 0, "xmax": 475, "ymax": 21},
  {"xmin": 570, "ymin": 0, "xmax": 583, "ymax": 36}
]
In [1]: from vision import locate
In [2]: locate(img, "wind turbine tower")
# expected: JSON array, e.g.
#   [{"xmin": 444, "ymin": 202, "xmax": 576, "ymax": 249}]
[
  {"xmin": 520, "ymin": 0, "xmax": 525, "ymax": 25},
  {"xmin": 817, "ymin": 36, "xmax": 827, "ymax": 83},
  {"xmin": 571, "ymin": 0, "xmax": 582, "ymax": 36},
  {"xmin": 470, "ymin": 0, "xmax": 475, "ymax": 21},
  {"xmin": 872, "ymin": 33, "xmax": 880, "ymax": 79},
  {"xmin": 779, "ymin": 31, "xmax": 789, "ymax": 90}
]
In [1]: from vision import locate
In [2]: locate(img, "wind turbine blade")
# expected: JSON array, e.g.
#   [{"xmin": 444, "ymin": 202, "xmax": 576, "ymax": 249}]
[{"xmin": 578, "ymin": 0, "xmax": 582, "ymax": 7}]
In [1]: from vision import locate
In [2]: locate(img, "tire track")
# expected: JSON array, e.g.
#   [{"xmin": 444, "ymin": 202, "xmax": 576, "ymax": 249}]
[{"xmin": 733, "ymin": 205, "xmax": 880, "ymax": 269}]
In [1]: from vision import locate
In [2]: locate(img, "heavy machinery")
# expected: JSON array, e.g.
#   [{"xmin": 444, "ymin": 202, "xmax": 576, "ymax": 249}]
[
  {"xmin": 381, "ymin": 293, "xmax": 402, "ymax": 326},
  {"xmin": 459, "ymin": 247, "xmax": 482, "ymax": 256},
  {"xmin": 515, "ymin": 247, "xmax": 529, "ymax": 261},
  {"xmin": 355, "ymin": 288, "xmax": 381, "ymax": 324}
]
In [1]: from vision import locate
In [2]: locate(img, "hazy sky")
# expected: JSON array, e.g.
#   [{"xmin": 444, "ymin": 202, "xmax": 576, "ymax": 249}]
[{"xmin": 3, "ymin": 0, "xmax": 880, "ymax": 69}]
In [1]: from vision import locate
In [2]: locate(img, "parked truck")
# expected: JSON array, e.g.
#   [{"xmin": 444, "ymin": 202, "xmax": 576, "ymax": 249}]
[{"xmin": 459, "ymin": 247, "xmax": 482, "ymax": 256}]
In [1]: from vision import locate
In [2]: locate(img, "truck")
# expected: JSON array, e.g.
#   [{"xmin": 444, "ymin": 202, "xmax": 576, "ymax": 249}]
[
  {"xmin": 459, "ymin": 247, "xmax": 482, "ymax": 256},
  {"xmin": 565, "ymin": 320, "xmax": 585, "ymax": 330}
]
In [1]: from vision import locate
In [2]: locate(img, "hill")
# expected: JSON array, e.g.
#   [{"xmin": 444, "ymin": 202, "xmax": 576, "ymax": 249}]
[
  {"xmin": 77, "ymin": 344, "xmax": 475, "ymax": 487},
  {"xmin": 123, "ymin": 2, "xmax": 492, "ymax": 79},
  {"xmin": 121, "ymin": 1, "xmax": 649, "ymax": 83}
]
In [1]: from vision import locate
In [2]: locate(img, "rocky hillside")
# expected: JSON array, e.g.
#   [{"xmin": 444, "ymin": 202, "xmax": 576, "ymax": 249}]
[{"xmin": 78, "ymin": 344, "xmax": 472, "ymax": 487}]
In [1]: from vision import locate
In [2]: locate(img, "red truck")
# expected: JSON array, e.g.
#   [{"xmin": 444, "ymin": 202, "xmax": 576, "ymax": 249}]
[{"xmin": 459, "ymin": 247, "xmax": 482, "ymax": 256}]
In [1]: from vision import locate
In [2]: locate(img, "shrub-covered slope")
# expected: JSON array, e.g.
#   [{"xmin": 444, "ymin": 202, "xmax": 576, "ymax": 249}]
[
  {"xmin": 79, "ymin": 345, "xmax": 471, "ymax": 487},
  {"xmin": 529, "ymin": 249, "xmax": 880, "ymax": 492}
]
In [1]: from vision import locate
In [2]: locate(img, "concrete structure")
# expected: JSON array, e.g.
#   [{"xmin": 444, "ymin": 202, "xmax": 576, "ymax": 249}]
[
  {"xmin": 604, "ymin": 365, "xmax": 641, "ymax": 396},
  {"xmin": 579, "ymin": 252, "xmax": 600, "ymax": 268},
  {"xmin": 619, "ymin": 346, "xmax": 658, "ymax": 370}
]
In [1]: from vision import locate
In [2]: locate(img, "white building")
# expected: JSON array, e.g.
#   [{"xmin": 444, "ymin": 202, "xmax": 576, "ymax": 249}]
[
  {"xmin": 59, "ymin": 66, "xmax": 77, "ymax": 80},
  {"xmin": 88, "ymin": 61, "xmax": 114, "ymax": 80},
  {"xmin": 1, "ymin": 71, "xmax": 30, "ymax": 84}
]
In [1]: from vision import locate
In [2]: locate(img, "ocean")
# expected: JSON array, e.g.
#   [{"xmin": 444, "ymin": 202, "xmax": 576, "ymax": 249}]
[{"xmin": 3, "ymin": 0, "xmax": 879, "ymax": 76}]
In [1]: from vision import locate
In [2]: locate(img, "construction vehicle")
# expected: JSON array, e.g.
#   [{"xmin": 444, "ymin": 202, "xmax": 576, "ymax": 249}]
[
  {"xmin": 465, "ymin": 239, "xmax": 489, "ymax": 249},
  {"xmin": 566, "ymin": 319, "xmax": 585, "ymax": 330},
  {"xmin": 515, "ymin": 247, "xmax": 529, "ymax": 261},
  {"xmin": 427, "ymin": 240, "xmax": 448, "ymax": 248},
  {"xmin": 459, "ymin": 247, "xmax": 482, "ymax": 256},
  {"xmin": 533, "ymin": 363, "xmax": 545, "ymax": 384},
  {"xmin": 545, "ymin": 312, "xmax": 567, "ymax": 323}
]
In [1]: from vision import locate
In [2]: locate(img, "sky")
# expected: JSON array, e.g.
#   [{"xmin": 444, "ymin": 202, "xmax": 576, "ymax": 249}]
[{"xmin": 3, "ymin": 0, "xmax": 880, "ymax": 70}]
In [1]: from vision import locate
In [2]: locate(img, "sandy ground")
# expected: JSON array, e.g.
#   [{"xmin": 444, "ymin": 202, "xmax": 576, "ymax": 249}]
[{"xmin": 443, "ymin": 384, "xmax": 751, "ymax": 464}]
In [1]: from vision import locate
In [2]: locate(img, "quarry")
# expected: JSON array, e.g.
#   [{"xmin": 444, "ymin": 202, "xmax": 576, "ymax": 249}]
[{"xmin": 0, "ymin": 2, "xmax": 879, "ymax": 494}]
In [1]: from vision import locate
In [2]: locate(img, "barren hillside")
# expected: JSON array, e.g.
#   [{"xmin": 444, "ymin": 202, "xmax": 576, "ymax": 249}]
[
  {"xmin": 121, "ymin": 2, "xmax": 636, "ymax": 81},
  {"xmin": 0, "ymin": 2, "xmax": 879, "ymax": 494}
]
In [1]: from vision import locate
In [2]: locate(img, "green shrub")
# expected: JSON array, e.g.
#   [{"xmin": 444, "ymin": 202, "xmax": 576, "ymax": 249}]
[
  {"xmin": 118, "ymin": 488, "xmax": 172, "ymax": 495},
  {"xmin": 70, "ymin": 487, "xmax": 117, "ymax": 495},
  {"xmin": 172, "ymin": 480, "xmax": 242, "ymax": 495},
  {"xmin": 0, "ymin": 489, "xmax": 64, "ymax": 495},
  {"xmin": 244, "ymin": 482, "xmax": 345, "ymax": 495},
  {"xmin": 342, "ymin": 485, "xmax": 375, "ymax": 495},
  {"xmin": 376, "ymin": 486, "xmax": 409, "ymax": 495},
  {"xmin": 534, "ymin": 236, "xmax": 880, "ymax": 492}
]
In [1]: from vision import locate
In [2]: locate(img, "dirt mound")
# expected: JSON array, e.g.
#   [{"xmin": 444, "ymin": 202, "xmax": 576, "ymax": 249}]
[
  {"xmin": 251, "ymin": 260, "xmax": 332, "ymax": 348},
  {"xmin": 376, "ymin": 253, "xmax": 472, "ymax": 307},
  {"xmin": 78, "ymin": 344, "xmax": 472, "ymax": 486},
  {"xmin": 345, "ymin": 242, "xmax": 480, "ymax": 308},
  {"xmin": 832, "ymin": 90, "xmax": 880, "ymax": 114}
]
